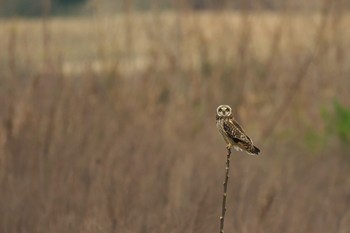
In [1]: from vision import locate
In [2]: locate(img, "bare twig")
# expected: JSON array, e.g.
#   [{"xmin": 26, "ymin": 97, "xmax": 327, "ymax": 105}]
[{"xmin": 219, "ymin": 148, "xmax": 231, "ymax": 233}]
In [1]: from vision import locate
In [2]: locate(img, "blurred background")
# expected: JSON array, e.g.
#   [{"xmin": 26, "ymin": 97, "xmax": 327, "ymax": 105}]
[{"xmin": 0, "ymin": 0, "xmax": 350, "ymax": 232}]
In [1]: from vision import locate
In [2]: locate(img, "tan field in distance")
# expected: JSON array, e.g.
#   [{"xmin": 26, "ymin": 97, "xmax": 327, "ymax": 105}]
[{"xmin": 1, "ymin": 12, "xmax": 350, "ymax": 76}]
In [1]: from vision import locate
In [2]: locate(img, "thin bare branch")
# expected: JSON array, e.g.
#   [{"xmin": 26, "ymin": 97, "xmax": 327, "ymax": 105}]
[{"xmin": 219, "ymin": 148, "xmax": 231, "ymax": 233}]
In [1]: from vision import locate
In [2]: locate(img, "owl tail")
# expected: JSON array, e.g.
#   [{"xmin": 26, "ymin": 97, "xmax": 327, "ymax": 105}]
[{"xmin": 250, "ymin": 146, "xmax": 260, "ymax": 155}]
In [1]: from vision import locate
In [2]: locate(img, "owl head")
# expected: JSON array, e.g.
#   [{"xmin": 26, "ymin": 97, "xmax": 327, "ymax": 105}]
[{"xmin": 216, "ymin": 105, "xmax": 232, "ymax": 117}]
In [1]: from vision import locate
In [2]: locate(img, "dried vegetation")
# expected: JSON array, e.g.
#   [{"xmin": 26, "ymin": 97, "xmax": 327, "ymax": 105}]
[{"xmin": 0, "ymin": 5, "xmax": 350, "ymax": 233}]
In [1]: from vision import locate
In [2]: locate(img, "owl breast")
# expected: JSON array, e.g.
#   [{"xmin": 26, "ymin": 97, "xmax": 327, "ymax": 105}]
[{"xmin": 216, "ymin": 118, "xmax": 228, "ymax": 140}]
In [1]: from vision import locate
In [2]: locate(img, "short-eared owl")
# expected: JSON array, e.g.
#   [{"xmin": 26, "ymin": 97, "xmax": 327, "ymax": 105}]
[{"xmin": 216, "ymin": 105, "xmax": 260, "ymax": 155}]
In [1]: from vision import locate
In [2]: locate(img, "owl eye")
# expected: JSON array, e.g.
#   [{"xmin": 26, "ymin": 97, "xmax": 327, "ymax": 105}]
[{"xmin": 219, "ymin": 109, "xmax": 223, "ymax": 112}]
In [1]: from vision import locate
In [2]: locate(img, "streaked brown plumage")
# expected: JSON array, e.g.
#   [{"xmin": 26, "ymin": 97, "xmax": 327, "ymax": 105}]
[{"xmin": 216, "ymin": 105, "xmax": 260, "ymax": 155}]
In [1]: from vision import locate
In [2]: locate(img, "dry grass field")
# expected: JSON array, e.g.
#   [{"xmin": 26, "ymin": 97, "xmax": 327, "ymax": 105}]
[{"xmin": 0, "ymin": 9, "xmax": 350, "ymax": 233}]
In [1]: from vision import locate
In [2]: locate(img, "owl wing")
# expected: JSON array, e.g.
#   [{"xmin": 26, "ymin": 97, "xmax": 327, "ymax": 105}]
[
  {"xmin": 231, "ymin": 119, "xmax": 253, "ymax": 141},
  {"xmin": 223, "ymin": 118, "xmax": 260, "ymax": 155},
  {"xmin": 223, "ymin": 119, "xmax": 253, "ymax": 145}
]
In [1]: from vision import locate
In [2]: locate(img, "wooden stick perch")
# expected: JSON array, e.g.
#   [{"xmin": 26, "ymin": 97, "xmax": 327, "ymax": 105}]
[{"xmin": 219, "ymin": 148, "xmax": 231, "ymax": 233}]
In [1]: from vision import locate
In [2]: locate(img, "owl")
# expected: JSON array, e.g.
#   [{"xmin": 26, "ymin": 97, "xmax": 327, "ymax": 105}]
[{"xmin": 216, "ymin": 105, "xmax": 260, "ymax": 155}]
